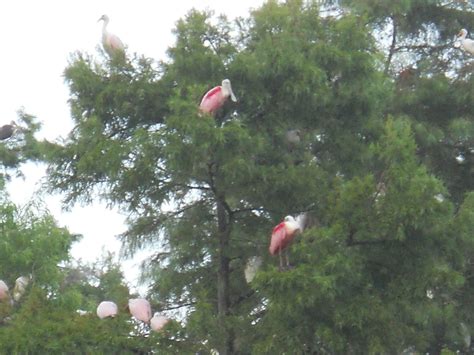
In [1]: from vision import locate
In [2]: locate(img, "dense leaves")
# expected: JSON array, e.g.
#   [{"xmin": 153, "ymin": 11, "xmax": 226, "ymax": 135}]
[{"xmin": 40, "ymin": 0, "xmax": 474, "ymax": 353}]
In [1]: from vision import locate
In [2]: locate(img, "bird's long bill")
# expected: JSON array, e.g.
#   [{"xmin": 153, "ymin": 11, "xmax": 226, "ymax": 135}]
[{"xmin": 229, "ymin": 87, "xmax": 237, "ymax": 102}]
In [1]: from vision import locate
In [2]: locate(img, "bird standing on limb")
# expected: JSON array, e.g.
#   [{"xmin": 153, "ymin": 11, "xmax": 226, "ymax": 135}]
[
  {"xmin": 98, "ymin": 15, "xmax": 125, "ymax": 58},
  {"xmin": 269, "ymin": 214, "xmax": 307, "ymax": 270}
]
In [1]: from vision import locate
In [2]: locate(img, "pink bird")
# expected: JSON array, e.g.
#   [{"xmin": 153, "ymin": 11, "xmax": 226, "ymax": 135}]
[
  {"xmin": 96, "ymin": 301, "xmax": 118, "ymax": 319},
  {"xmin": 199, "ymin": 79, "xmax": 237, "ymax": 115},
  {"xmin": 98, "ymin": 15, "xmax": 125, "ymax": 58},
  {"xmin": 0, "ymin": 280, "xmax": 9, "ymax": 301},
  {"xmin": 128, "ymin": 298, "xmax": 152, "ymax": 323},
  {"xmin": 269, "ymin": 214, "xmax": 306, "ymax": 269},
  {"xmin": 150, "ymin": 313, "xmax": 169, "ymax": 332}
]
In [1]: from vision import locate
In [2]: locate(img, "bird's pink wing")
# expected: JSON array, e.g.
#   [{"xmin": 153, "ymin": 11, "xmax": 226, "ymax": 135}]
[
  {"xmin": 269, "ymin": 222, "xmax": 287, "ymax": 255},
  {"xmin": 109, "ymin": 34, "xmax": 124, "ymax": 51},
  {"xmin": 151, "ymin": 315, "xmax": 169, "ymax": 332},
  {"xmin": 97, "ymin": 301, "xmax": 117, "ymax": 318},
  {"xmin": 199, "ymin": 86, "xmax": 223, "ymax": 113}
]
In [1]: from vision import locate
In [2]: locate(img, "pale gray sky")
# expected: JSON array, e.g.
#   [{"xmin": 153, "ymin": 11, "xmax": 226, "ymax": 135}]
[{"xmin": 4, "ymin": 0, "xmax": 264, "ymax": 292}]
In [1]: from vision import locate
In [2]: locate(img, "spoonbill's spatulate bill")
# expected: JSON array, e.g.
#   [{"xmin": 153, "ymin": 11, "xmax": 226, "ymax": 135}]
[
  {"xmin": 150, "ymin": 313, "xmax": 169, "ymax": 332},
  {"xmin": 199, "ymin": 79, "xmax": 237, "ymax": 115},
  {"xmin": 128, "ymin": 298, "xmax": 152, "ymax": 323},
  {"xmin": 96, "ymin": 301, "xmax": 118, "ymax": 319},
  {"xmin": 455, "ymin": 29, "xmax": 474, "ymax": 55},
  {"xmin": 98, "ymin": 15, "xmax": 125, "ymax": 58},
  {"xmin": 269, "ymin": 214, "xmax": 306, "ymax": 269}
]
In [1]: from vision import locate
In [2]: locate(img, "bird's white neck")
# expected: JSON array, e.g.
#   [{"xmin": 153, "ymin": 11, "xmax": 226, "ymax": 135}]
[{"xmin": 101, "ymin": 19, "xmax": 109, "ymax": 35}]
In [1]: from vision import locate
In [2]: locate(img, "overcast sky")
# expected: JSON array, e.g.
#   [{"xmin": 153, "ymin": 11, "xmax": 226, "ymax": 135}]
[{"xmin": 3, "ymin": 0, "xmax": 264, "ymax": 293}]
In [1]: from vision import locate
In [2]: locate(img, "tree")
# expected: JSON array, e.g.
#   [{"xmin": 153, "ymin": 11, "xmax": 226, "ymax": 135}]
[
  {"xmin": 0, "ymin": 198, "xmax": 154, "ymax": 353},
  {"xmin": 44, "ymin": 0, "xmax": 474, "ymax": 353}
]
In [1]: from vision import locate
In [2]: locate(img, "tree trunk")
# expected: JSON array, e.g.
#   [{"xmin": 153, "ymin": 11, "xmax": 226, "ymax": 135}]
[{"xmin": 216, "ymin": 196, "xmax": 233, "ymax": 354}]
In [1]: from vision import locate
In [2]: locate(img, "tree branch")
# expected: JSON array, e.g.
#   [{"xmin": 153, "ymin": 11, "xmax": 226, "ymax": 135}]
[
  {"xmin": 346, "ymin": 227, "xmax": 392, "ymax": 247},
  {"xmin": 384, "ymin": 15, "xmax": 397, "ymax": 75},
  {"xmin": 159, "ymin": 301, "xmax": 196, "ymax": 311}
]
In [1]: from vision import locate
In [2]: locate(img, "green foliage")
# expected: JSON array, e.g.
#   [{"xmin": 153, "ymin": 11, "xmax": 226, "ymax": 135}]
[{"xmin": 41, "ymin": 0, "xmax": 474, "ymax": 353}]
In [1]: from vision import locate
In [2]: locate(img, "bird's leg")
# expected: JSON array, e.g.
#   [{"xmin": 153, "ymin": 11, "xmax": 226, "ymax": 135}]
[
  {"xmin": 278, "ymin": 249, "xmax": 284, "ymax": 271},
  {"xmin": 285, "ymin": 250, "xmax": 293, "ymax": 270}
]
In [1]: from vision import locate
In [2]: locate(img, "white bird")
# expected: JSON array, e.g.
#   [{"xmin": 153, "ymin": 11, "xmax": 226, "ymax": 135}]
[
  {"xmin": 128, "ymin": 298, "xmax": 152, "ymax": 323},
  {"xmin": 0, "ymin": 280, "xmax": 9, "ymax": 301},
  {"xmin": 244, "ymin": 256, "xmax": 263, "ymax": 283},
  {"xmin": 13, "ymin": 275, "xmax": 30, "ymax": 302},
  {"xmin": 150, "ymin": 313, "xmax": 169, "ymax": 332},
  {"xmin": 96, "ymin": 301, "xmax": 118, "ymax": 319},
  {"xmin": 76, "ymin": 309, "xmax": 90, "ymax": 316},
  {"xmin": 98, "ymin": 15, "xmax": 125, "ymax": 58},
  {"xmin": 455, "ymin": 29, "xmax": 474, "ymax": 55}
]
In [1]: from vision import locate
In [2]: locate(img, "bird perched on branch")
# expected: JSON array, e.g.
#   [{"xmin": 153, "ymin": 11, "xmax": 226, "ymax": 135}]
[
  {"xmin": 454, "ymin": 29, "xmax": 474, "ymax": 55},
  {"xmin": 128, "ymin": 298, "xmax": 152, "ymax": 323},
  {"xmin": 13, "ymin": 275, "xmax": 30, "ymax": 302},
  {"xmin": 150, "ymin": 313, "xmax": 170, "ymax": 332},
  {"xmin": 96, "ymin": 301, "xmax": 118, "ymax": 319},
  {"xmin": 199, "ymin": 79, "xmax": 237, "ymax": 115},
  {"xmin": 269, "ymin": 214, "xmax": 307, "ymax": 270},
  {"xmin": 98, "ymin": 15, "xmax": 125, "ymax": 58}
]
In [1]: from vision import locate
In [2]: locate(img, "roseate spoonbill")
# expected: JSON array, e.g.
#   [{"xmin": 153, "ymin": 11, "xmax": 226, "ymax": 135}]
[
  {"xmin": 13, "ymin": 276, "xmax": 29, "ymax": 302},
  {"xmin": 96, "ymin": 301, "xmax": 118, "ymax": 319},
  {"xmin": 0, "ymin": 280, "xmax": 9, "ymax": 301},
  {"xmin": 98, "ymin": 15, "xmax": 125, "ymax": 58},
  {"xmin": 0, "ymin": 121, "xmax": 17, "ymax": 140},
  {"xmin": 455, "ymin": 29, "xmax": 474, "ymax": 55},
  {"xmin": 244, "ymin": 256, "xmax": 263, "ymax": 283},
  {"xmin": 128, "ymin": 298, "xmax": 152, "ymax": 323},
  {"xmin": 269, "ymin": 214, "xmax": 306, "ymax": 269},
  {"xmin": 199, "ymin": 79, "xmax": 237, "ymax": 115},
  {"xmin": 150, "ymin": 313, "xmax": 169, "ymax": 332}
]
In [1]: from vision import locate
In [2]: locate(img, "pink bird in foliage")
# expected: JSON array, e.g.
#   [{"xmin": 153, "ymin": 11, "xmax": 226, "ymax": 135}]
[
  {"xmin": 128, "ymin": 298, "xmax": 152, "ymax": 323},
  {"xmin": 199, "ymin": 79, "xmax": 237, "ymax": 115},
  {"xmin": 269, "ymin": 214, "xmax": 306, "ymax": 270},
  {"xmin": 98, "ymin": 15, "xmax": 125, "ymax": 58},
  {"xmin": 0, "ymin": 280, "xmax": 9, "ymax": 301},
  {"xmin": 150, "ymin": 313, "xmax": 169, "ymax": 332},
  {"xmin": 96, "ymin": 301, "xmax": 118, "ymax": 319}
]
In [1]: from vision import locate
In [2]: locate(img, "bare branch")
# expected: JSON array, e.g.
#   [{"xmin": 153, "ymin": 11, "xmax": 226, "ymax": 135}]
[{"xmin": 385, "ymin": 16, "xmax": 397, "ymax": 75}]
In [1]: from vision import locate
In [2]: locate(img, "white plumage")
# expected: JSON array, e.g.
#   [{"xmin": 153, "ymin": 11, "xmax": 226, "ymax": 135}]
[
  {"xmin": 244, "ymin": 256, "xmax": 263, "ymax": 283},
  {"xmin": 96, "ymin": 301, "xmax": 118, "ymax": 319},
  {"xmin": 13, "ymin": 275, "xmax": 30, "ymax": 302},
  {"xmin": 98, "ymin": 15, "xmax": 125, "ymax": 58},
  {"xmin": 455, "ymin": 29, "xmax": 474, "ymax": 55}
]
